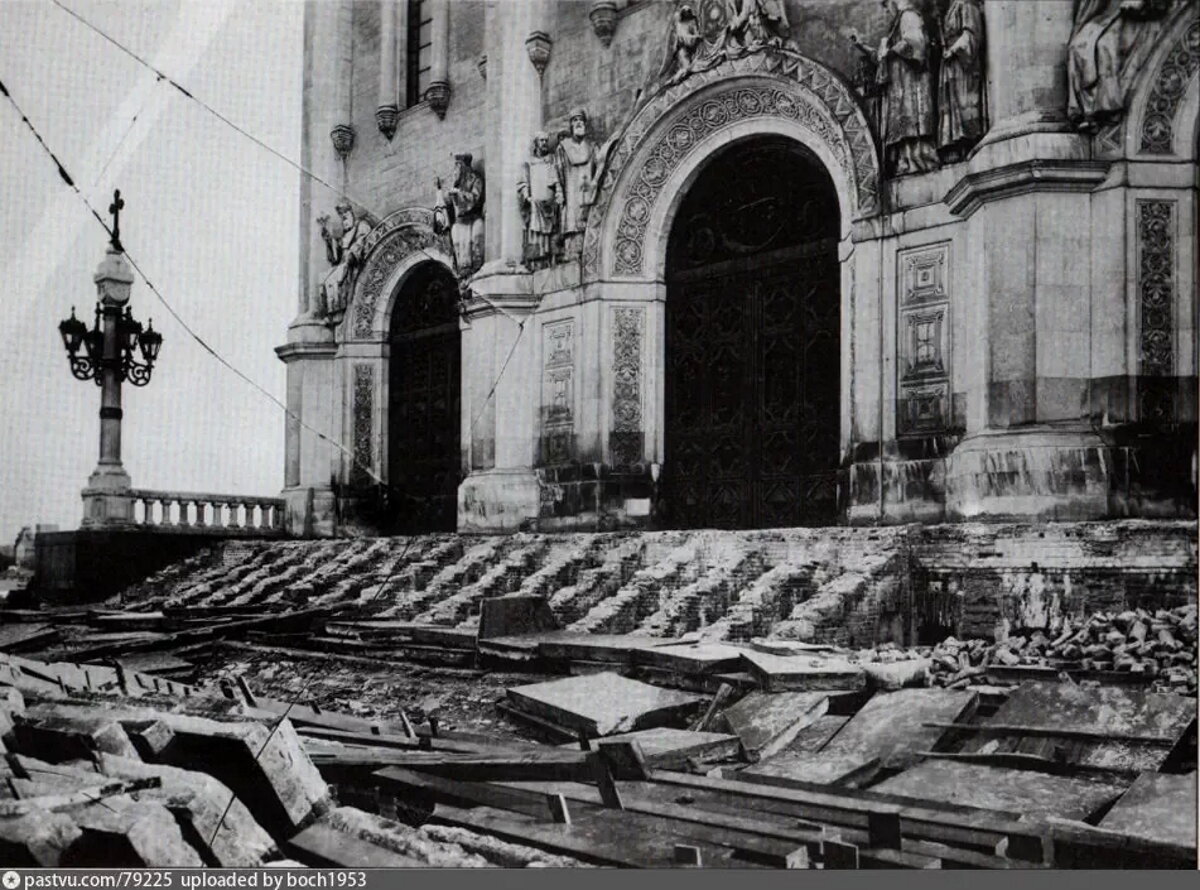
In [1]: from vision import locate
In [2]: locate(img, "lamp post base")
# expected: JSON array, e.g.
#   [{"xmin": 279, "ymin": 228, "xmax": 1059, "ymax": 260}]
[{"xmin": 81, "ymin": 462, "xmax": 134, "ymax": 528}]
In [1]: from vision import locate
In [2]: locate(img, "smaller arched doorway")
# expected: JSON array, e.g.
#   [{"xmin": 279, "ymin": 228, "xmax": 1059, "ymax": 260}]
[
  {"xmin": 387, "ymin": 261, "xmax": 461, "ymax": 532},
  {"xmin": 663, "ymin": 136, "xmax": 841, "ymax": 529}
]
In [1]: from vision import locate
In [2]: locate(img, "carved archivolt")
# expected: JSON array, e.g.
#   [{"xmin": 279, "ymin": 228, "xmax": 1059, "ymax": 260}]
[
  {"xmin": 348, "ymin": 207, "xmax": 450, "ymax": 339},
  {"xmin": 583, "ymin": 49, "xmax": 881, "ymax": 281},
  {"xmin": 1139, "ymin": 17, "xmax": 1200, "ymax": 155}
]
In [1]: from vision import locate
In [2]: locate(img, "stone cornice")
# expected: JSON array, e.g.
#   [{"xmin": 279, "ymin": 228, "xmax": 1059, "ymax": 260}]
[
  {"xmin": 275, "ymin": 341, "xmax": 337, "ymax": 362},
  {"xmin": 944, "ymin": 159, "xmax": 1111, "ymax": 218}
]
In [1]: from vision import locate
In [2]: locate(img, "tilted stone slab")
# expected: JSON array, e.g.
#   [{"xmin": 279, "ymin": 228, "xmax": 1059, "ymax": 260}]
[
  {"xmin": 718, "ymin": 691, "xmax": 830, "ymax": 762},
  {"xmin": 0, "ymin": 808, "xmax": 82, "ymax": 866},
  {"xmin": 12, "ymin": 712, "xmax": 140, "ymax": 762},
  {"xmin": 58, "ymin": 799, "xmax": 204, "ymax": 867},
  {"xmin": 562, "ymin": 727, "xmax": 741, "ymax": 769},
  {"xmin": 1099, "ymin": 771, "xmax": 1197, "ymax": 848},
  {"xmin": 506, "ymin": 672, "xmax": 705, "ymax": 737}
]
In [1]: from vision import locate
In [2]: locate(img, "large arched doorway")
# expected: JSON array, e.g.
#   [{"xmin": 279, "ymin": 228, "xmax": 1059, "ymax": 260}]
[
  {"xmin": 663, "ymin": 136, "xmax": 841, "ymax": 528},
  {"xmin": 387, "ymin": 261, "xmax": 461, "ymax": 532}
]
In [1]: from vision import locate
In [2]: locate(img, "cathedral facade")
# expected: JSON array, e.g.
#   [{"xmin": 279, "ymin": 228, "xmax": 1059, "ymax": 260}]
[{"xmin": 277, "ymin": 0, "xmax": 1199, "ymax": 536}]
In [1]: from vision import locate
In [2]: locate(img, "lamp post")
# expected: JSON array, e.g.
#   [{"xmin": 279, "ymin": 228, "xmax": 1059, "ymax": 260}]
[{"xmin": 58, "ymin": 191, "xmax": 163, "ymax": 528}]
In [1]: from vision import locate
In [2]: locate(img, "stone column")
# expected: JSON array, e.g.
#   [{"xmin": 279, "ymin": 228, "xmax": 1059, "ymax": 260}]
[
  {"xmin": 426, "ymin": 0, "xmax": 451, "ymax": 117},
  {"xmin": 978, "ymin": 0, "xmax": 1076, "ymax": 147},
  {"xmin": 376, "ymin": 0, "xmax": 400, "ymax": 139},
  {"xmin": 81, "ymin": 248, "xmax": 135, "ymax": 528}
]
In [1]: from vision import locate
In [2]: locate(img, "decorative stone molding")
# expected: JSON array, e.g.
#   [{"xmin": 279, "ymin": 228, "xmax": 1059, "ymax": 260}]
[
  {"xmin": 610, "ymin": 306, "xmax": 645, "ymax": 467},
  {"xmin": 1140, "ymin": 18, "xmax": 1200, "ymax": 154},
  {"xmin": 589, "ymin": 1, "xmax": 618, "ymax": 47},
  {"xmin": 526, "ymin": 30, "xmax": 552, "ymax": 78},
  {"xmin": 329, "ymin": 124, "xmax": 355, "ymax": 158},
  {"xmin": 944, "ymin": 159, "xmax": 1110, "ymax": 218},
  {"xmin": 351, "ymin": 363, "xmax": 374, "ymax": 487},
  {"xmin": 348, "ymin": 208, "xmax": 449, "ymax": 339},
  {"xmin": 582, "ymin": 49, "xmax": 881, "ymax": 281},
  {"xmin": 375, "ymin": 105, "xmax": 399, "ymax": 141},
  {"xmin": 1137, "ymin": 199, "xmax": 1176, "ymax": 378},
  {"xmin": 541, "ymin": 320, "xmax": 575, "ymax": 465},
  {"xmin": 425, "ymin": 82, "xmax": 451, "ymax": 119}
]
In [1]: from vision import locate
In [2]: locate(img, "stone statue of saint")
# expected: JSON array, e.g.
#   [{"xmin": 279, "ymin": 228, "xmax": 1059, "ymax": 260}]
[
  {"xmin": 658, "ymin": 2, "xmax": 706, "ymax": 87},
  {"xmin": 869, "ymin": 0, "xmax": 939, "ymax": 176},
  {"xmin": 555, "ymin": 109, "xmax": 600, "ymax": 257},
  {"xmin": 317, "ymin": 201, "xmax": 373, "ymax": 315},
  {"xmin": 723, "ymin": 0, "xmax": 793, "ymax": 56},
  {"xmin": 518, "ymin": 131, "xmax": 560, "ymax": 268},
  {"xmin": 937, "ymin": 0, "xmax": 987, "ymax": 162},
  {"xmin": 435, "ymin": 153, "xmax": 485, "ymax": 277},
  {"xmin": 1067, "ymin": 0, "xmax": 1172, "ymax": 131}
]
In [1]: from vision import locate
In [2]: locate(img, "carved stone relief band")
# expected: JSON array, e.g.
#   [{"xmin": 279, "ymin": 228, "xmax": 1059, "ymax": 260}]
[
  {"xmin": 1140, "ymin": 18, "xmax": 1200, "ymax": 155},
  {"xmin": 610, "ymin": 306, "xmax": 645, "ymax": 468},
  {"xmin": 582, "ymin": 49, "xmax": 881, "ymax": 281},
  {"xmin": 351, "ymin": 363, "xmax": 374, "ymax": 487},
  {"xmin": 1137, "ymin": 199, "xmax": 1175, "ymax": 378},
  {"xmin": 349, "ymin": 208, "xmax": 448, "ymax": 339}
]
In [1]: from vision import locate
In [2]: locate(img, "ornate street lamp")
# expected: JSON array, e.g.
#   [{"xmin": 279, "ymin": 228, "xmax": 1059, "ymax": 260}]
[{"xmin": 58, "ymin": 191, "xmax": 164, "ymax": 527}]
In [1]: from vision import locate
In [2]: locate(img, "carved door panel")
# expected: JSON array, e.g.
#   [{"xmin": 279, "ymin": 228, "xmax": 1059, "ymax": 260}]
[
  {"xmin": 388, "ymin": 264, "xmax": 461, "ymax": 532},
  {"xmin": 665, "ymin": 250, "xmax": 839, "ymax": 529}
]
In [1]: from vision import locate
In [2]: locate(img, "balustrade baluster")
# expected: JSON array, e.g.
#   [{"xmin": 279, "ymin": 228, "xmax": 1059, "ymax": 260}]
[
  {"xmin": 177, "ymin": 499, "xmax": 189, "ymax": 527},
  {"xmin": 195, "ymin": 500, "xmax": 207, "ymax": 527}
]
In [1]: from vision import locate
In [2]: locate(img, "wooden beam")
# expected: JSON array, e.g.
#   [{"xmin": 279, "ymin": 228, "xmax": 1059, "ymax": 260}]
[
  {"xmin": 373, "ymin": 766, "xmax": 558, "ymax": 821},
  {"xmin": 922, "ymin": 722, "xmax": 1177, "ymax": 744}
]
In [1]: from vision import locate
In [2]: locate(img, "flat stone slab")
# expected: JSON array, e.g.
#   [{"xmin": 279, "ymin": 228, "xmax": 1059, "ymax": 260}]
[
  {"xmin": 873, "ymin": 760, "xmax": 1128, "ymax": 822},
  {"xmin": 1099, "ymin": 771, "xmax": 1197, "ymax": 847},
  {"xmin": 506, "ymin": 672, "xmax": 705, "ymax": 737},
  {"xmin": 534, "ymin": 633, "xmax": 654, "ymax": 665},
  {"xmin": 633, "ymin": 642, "xmax": 746, "ymax": 675},
  {"xmin": 740, "ymin": 650, "xmax": 864, "ymax": 692},
  {"xmin": 719, "ymin": 691, "xmax": 830, "ymax": 761},
  {"xmin": 740, "ymin": 688, "xmax": 977, "ymax": 787}
]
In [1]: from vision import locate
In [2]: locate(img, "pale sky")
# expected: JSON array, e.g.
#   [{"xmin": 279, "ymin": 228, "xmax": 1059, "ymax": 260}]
[{"xmin": 0, "ymin": 0, "xmax": 303, "ymax": 543}]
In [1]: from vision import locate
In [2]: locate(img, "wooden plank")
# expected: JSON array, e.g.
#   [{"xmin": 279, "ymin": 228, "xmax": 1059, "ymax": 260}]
[
  {"xmin": 506, "ymin": 672, "xmax": 704, "ymax": 737},
  {"xmin": 430, "ymin": 803, "xmax": 751, "ymax": 868},
  {"xmin": 742, "ymin": 688, "xmax": 976, "ymax": 787},
  {"xmin": 1099, "ymin": 772, "xmax": 1197, "ymax": 848},
  {"xmin": 0, "ymin": 624, "xmax": 59, "ymax": 653},
  {"xmin": 374, "ymin": 766, "xmax": 557, "ymax": 820},
  {"xmin": 872, "ymin": 760, "xmax": 1129, "ymax": 822},
  {"xmin": 366, "ymin": 750, "xmax": 599, "ymax": 783},
  {"xmin": 285, "ymin": 823, "xmax": 426, "ymax": 867},
  {"xmin": 719, "ymin": 691, "xmax": 829, "ymax": 761},
  {"xmin": 923, "ymin": 721, "xmax": 1178, "ymax": 744},
  {"xmin": 650, "ymin": 770, "xmax": 1196, "ymax": 865},
  {"xmin": 963, "ymin": 682, "xmax": 1195, "ymax": 773},
  {"xmin": 564, "ymin": 727, "xmax": 739, "ymax": 770}
]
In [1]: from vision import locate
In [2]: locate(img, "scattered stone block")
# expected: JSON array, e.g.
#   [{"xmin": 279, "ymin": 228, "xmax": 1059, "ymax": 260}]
[
  {"xmin": 506, "ymin": 672, "xmax": 705, "ymax": 737},
  {"xmin": 95, "ymin": 753, "xmax": 277, "ymax": 867},
  {"xmin": 58, "ymin": 798, "xmax": 204, "ymax": 867},
  {"xmin": 740, "ymin": 650, "xmax": 865, "ymax": 692},
  {"xmin": 1099, "ymin": 771, "xmax": 1197, "ymax": 848},
  {"xmin": 634, "ymin": 642, "xmax": 745, "ymax": 675},
  {"xmin": 12, "ymin": 712, "xmax": 140, "ymax": 762},
  {"xmin": 860, "ymin": 658, "xmax": 930, "ymax": 691},
  {"xmin": 0, "ymin": 808, "xmax": 82, "ymax": 866},
  {"xmin": 718, "ymin": 691, "xmax": 830, "ymax": 762},
  {"xmin": 478, "ymin": 595, "xmax": 559, "ymax": 639}
]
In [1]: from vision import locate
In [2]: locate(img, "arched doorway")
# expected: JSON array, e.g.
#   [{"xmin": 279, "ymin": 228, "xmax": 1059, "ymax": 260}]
[
  {"xmin": 663, "ymin": 136, "xmax": 840, "ymax": 528},
  {"xmin": 387, "ymin": 261, "xmax": 461, "ymax": 532}
]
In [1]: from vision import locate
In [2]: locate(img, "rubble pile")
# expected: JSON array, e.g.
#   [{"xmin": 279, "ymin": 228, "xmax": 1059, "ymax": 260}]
[{"xmin": 924, "ymin": 605, "xmax": 1198, "ymax": 695}]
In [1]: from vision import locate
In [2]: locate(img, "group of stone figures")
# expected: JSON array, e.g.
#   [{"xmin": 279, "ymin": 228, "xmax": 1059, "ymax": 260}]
[{"xmin": 315, "ymin": 0, "xmax": 1181, "ymax": 316}]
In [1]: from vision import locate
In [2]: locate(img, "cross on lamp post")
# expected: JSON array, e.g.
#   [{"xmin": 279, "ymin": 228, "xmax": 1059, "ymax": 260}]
[{"xmin": 57, "ymin": 190, "xmax": 163, "ymax": 527}]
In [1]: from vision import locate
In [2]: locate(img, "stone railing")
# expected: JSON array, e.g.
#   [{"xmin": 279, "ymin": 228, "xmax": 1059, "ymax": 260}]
[{"xmin": 128, "ymin": 489, "xmax": 286, "ymax": 536}]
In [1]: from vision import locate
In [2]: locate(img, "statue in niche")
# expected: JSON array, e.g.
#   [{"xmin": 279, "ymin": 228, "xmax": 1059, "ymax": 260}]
[
  {"xmin": 434, "ymin": 153, "xmax": 485, "ymax": 277},
  {"xmin": 555, "ymin": 109, "xmax": 600, "ymax": 258},
  {"xmin": 853, "ymin": 0, "xmax": 939, "ymax": 176},
  {"xmin": 518, "ymin": 131, "xmax": 560, "ymax": 269},
  {"xmin": 317, "ymin": 201, "xmax": 373, "ymax": 316},
  {"xmin": 721, "ymin": 0, "xmax": 794, "ymax": 56},
  {"xmin": 1067, "ymin": 0, "xmax": 1173, "ymax": 132},
  {"xmin": 658, "ymin": 2, "xmax": 706, "ymax": 87},
  {"xmin": 937, "ymin": 0, "xmax": 987, "ymax": 162}
]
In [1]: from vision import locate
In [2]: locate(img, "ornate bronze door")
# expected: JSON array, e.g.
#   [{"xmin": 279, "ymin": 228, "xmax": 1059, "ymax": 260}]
[
  {"xmin": 663, "ymin": 138, "xmax": 840, "ymax": 529},
  {"xmin": 388, "ymin": 263, "xmax": 461, "ymax": 532}
]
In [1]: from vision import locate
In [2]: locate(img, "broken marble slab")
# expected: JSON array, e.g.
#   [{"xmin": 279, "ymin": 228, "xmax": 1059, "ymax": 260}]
[
  {"xmin": 739, "ymin": 650, "xmax": 865, "ymax": 692},
  {"xmin": 1098, "ymin": 771, "xmax": 1197, "ymax": 848},
  {"xmin": 872, "ymin": 760, "xmax": 1128, "ymax": 822},
  {"xmin": 506, "ymin": 672, "xmax": 705, "ymax": 738},
  {"xmin": 717, "ymin": 691, "xmax": 830, "ymax": 762}
]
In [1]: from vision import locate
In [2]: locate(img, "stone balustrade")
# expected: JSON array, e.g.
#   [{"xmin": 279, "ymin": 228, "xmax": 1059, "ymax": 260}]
[{"xmin": 128, "ymin": 489, "xmax": 286, "ymax": 536}]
